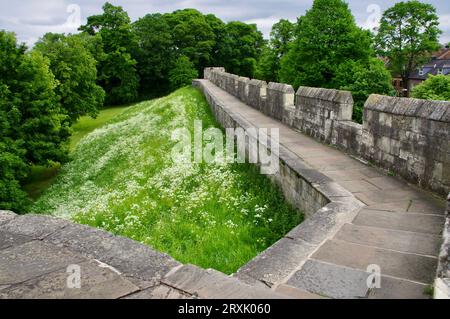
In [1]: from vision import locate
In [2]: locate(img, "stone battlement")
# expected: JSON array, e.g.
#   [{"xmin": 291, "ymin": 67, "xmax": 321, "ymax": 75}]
[{"xmin": 203, "ymin": 67, "xmax": 450, "ymax": 196}]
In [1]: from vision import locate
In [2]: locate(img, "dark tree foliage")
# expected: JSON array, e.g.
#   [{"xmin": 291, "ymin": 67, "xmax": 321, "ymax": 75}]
[
  {"xmin": 0, "ymin": 31, "xmax": 71, "ymax": 211},
  {"xmin": 133, "ymin": 14, "xmax": 175, "ymax": 97},
  {"xmin": 79, "ymin": 2, "xmax": 139, "ymax": 105},
  {"xmin": 256, "ymin": 19, "xmax": 296, "ymax": 82},
  {"xmin": 375, "ymin": 0, "xmax": 441, "ymax": 92},
  {"xmin": 169, "ymin": 56, "xmax": 199, "ymax": 90},
  {"xmin": 279, "ymin": 0, "xmax": 374, "ymax": 88},
  {"xmin": 163, "ymin": 9, "xmax": 216, "ymax": 73},
  {"xmin": 215, "ymin": 22, "xmax": 264, "ymax": 78},
  {"xmin": 35, "ymin": 33, "xmax": 105, "ymax": 124}
]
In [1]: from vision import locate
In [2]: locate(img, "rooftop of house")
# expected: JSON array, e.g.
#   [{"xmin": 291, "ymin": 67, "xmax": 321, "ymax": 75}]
[{"xmin": 410, "ymin": 57, "xmax": 450, "ymax": 80}]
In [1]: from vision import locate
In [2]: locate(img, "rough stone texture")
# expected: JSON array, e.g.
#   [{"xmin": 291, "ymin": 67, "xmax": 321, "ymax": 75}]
[
  {"xmin": 287, "ymin": 260, "xmax": 370, "ymax": 299},
  {"xmin": 162, "ymin": 264, "xmax": 286, "ymax": 299},
  {"xmin": 0, "ymin": 260, "xmax": 140, "ymax": 299},
  {"xmin": 312, "ymin": 240, "xmax": 438, "ymax": 284},
  {"xmin": 266, "ymin": 82, "xmax": 295, "ymax": 121},
  {"xmin": 294, "ymin": 86, "xmax": 353, "ymax": 143},
  {"xmin": 435, "ymin": 194, "xmax": 450, "ymax": 299},
  {"xmin": 0, "ymin": 211, "xmax": 16, "ymax": 225},
  {"xmin": 45, "ymin": 222, "xmax": 181, "ymax": 284}
]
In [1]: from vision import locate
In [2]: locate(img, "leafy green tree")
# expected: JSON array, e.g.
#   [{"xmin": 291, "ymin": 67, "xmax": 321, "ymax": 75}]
[
  {"xmin": 375, "ymin": 1, "xmax": 441, "ymax": 92},
  {"xmin": 256, "ymin": 19, "xmax": 295, "ymax": 82},
  {"xmin": 0, "ymin": 31, "xmax": 70, "ymax": 211},
  {"xmin": 133, "ymin": 13, "xmax": 175, "ymax": 97},
  {"xmin": 169, "ymin": 56, "xmax": 198, "ymax": 90},
  {"xmin": 35, "ymin": 33, "xmax": 105, "ymax": 124},
  {"xmin": 279, "ymin": 0, "xmax": 373, "ymax": 88},
  {"xmin": 79, "ymin": 2, "xmax": 139, "ymax": 105},
  {"xmin": 334, "ymin": 59, "xmax": 395, "ymax": 123},
  {"xmin": 164, "ymin": 9, "xmax": 215, "ymax": 73},
  {"xmin": 205, "ymin": 14, "xmax": 227, "ymax": 68},
  {"xmin": 412, "ymin": 75, "xmax": 450, "ymax": 101},
  {"xmin": 216, "ymin": 21, "xmax": 264, "ymax": 77}
]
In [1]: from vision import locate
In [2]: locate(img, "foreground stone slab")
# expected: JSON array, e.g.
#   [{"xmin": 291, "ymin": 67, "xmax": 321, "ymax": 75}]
[
  {"xmin": 0, "ymin": 260, "xmax": 139, "ymax": 299},
  {"xmin": 312, "ymin": 240, "xmax": 437, "ymax": 284},
  {"xmin": 353, "ymin": 209, "xmax": 444, "ymax": 235},
  {"xmin": 163, "ymin": 265, "xmax": 286, "ymax": 299},
  {"xmin": 0, "ymin": 241, "xmax": 85, "ymax": 285},
  {"xmin": 0, "ymin": 231, "xmax": 33, "ymax": 250},
  {"xmin": 123, "ymin": 284, "xmax": 194, "ymax": 299},
  {"xmin": 235, "ymin": 238, "xmax": 315, "ymax": 286},
  {"xmin": 46, "ymin": 222, "xmax": 181, "ymax": 283},
  {"xmin": 335, "ymin": 223, "xmax": 441, "ymax": 256},
  {"xmin": 368, "ymin": 276, "xmax": 429, "ymax": 299},
  {"xmin": 0, "ymin": 214, "xmax": 69, "ymax": 239},
  {"xmin": 0, "ymin": 211, "xmax": 16, "ymax": 225},
  {"xmin": 286, "ymin": 260, "xmax": 370, "ymax": 299}
]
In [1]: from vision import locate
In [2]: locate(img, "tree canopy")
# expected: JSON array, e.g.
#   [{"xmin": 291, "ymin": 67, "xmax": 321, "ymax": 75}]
[
  {"xmin": 79, "ymin": 2, "xmax": 139, "ymax": 105},
  {"xmin": 35, "ymin": 33, "xmax": 105, "ymax": 124},
  {"xmin": 375, "ymin": 0, "xmax": 441, "ymax": 92},
  {"xmin": 412, "ymin": 75, "xmax": 450, "ymax": 101},
  {"xmin": 0, "ymin": 31, "xmax": 71, "ymax": 211}
]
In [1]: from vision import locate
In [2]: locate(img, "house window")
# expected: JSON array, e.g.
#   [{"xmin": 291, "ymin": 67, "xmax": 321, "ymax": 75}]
[
  {"xmin": 437, "ymin": 68, "xmax": 443, "ymax": 75},
  {"xmin": 418, "ymin": 69, "xmax": 424, "ymax": 76}
]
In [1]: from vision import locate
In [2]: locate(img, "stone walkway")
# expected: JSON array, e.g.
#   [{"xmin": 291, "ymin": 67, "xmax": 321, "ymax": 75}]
[{"xmin": 199, "ymin": 80, "xmax": 446, "ymax": 299}]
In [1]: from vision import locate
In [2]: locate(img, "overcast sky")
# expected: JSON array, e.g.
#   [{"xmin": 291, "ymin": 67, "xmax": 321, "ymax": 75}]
[{"xmin": 1, "ymin": 0, "xmax": 449, "ymax": 47}]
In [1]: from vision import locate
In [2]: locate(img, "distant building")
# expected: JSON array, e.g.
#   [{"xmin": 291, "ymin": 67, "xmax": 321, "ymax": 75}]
[{"xmin": 393, "ymin": 46, "xmax": 450, "ymax": 97}]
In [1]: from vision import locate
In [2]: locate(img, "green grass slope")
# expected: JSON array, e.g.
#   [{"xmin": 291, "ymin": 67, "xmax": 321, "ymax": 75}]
[{"xmin": 33, "ymin": 87, "xmax": 302, "ymax": 274}]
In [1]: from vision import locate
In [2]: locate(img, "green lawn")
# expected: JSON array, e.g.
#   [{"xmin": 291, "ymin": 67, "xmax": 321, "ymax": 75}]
[
  {"xmin": 32, "ymin": 87, "xmax": 302, "ymax": 274},
  {"xmin": 23, "ymin": 106, "xmax": 129, "ymax": 199},
  {"xmin": 70, "ymin": 106, "xmax": 129, "ymax": 151}
]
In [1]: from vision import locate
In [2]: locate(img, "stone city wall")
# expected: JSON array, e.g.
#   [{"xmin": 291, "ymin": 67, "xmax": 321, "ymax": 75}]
[{"xmin": 203, "ymin": 67, "xmax": 450, "ymax": 197}]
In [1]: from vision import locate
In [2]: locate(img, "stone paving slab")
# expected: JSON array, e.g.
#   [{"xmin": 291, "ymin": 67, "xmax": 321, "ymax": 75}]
[
  {"xmin": 123, "ymin": 284, "xmax": 194, "ymax": 299},
  {"xmin": 286, "ymin": 260, "xmax": 370, "ymax": 299},
  {"xmin": 0, "ymin": 241, "xmax": 85, "ymax": 285},
  {"xmin": 163, "ymin": 264, "xmax": 287, "ymax": 299},
  {"xmin": 368, "ymin": 276, "xmax": 429, "ymax": 299},
  {"xmin": 312, "ymin": 240, "xmax": 438, "ymax": 284},
  {"xmin": 0, "ymin": 231, "xmax": 33, "ymax": 250},
  {"xmin": 45, "ymin": 222, "xmax": 181, "ymax": 283},
  {"xmin": 1, "ymin": 214, "xmax": 69, "ymax": 239},
  {"xmin": 0, "ymin": 260, "xmax": 139, "ymax": 299},
  {"xmin": 235, "ymin": 238, "xmax": 316, "ymax": 286},
  {"xmin": 335, "ymin": 223, "xmax": 441, "ymax": 256},
  {"xmin": 353, "ymin": 209, "xmax": 444, "ymax": 234}
]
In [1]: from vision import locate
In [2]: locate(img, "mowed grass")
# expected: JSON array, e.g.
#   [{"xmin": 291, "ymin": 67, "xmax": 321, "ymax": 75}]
[
  {"xmin": 33, "ymin": 87, "xmax": 302, "ymax": 274},
  {"xmin": 69, "ymin": 106, "xmax": 129, "ymax": 151},
  {"xmin": 23, "ymin": 106, "xmax": 129, "ymax": 199}
]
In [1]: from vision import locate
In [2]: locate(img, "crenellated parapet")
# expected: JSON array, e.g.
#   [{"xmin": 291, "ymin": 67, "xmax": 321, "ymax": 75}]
[{"xmin": 203, "ymin": 67, "xmax": 450, "ymax": 196}]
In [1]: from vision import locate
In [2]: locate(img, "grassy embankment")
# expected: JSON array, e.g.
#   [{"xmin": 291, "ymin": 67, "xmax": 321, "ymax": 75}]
[{"xmin": 32, "ymin": 87, "xmax": 302, "ymax": 274}]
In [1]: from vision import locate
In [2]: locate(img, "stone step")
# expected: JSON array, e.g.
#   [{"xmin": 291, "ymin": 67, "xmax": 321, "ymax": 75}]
[
  {"xmin": 334, "ymin": 223, "xmax": 441, "ymax": 256},
  {"xmin": 352, "ymin": 209, "xmax": 444, "ymax": 235},
  {"xmin": 311, "ymin": 239, "xmax": 437, "ymax": 284},
  {"xmin": 286, "ymin": 259, "xmax": 370, "ymax": 299},
  {"xmin": 162, "ymin": 264, "xmax": 286, "ymax": 299}
]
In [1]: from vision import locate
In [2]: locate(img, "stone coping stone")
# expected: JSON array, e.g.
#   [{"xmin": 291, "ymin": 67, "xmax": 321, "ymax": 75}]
[
  {"xmin": 163, "ymin": 264, "xmax": 285, "ymax": 299},
  {"xmin": 296, "ymin": 86, "xmax": 353, "ymax": 104},
  {"xmin": 365, "ymin": 94, "xmax": 450, "ymax": 122},
  {"xmin": 268, "ymin": 82, "xmax": 295, "ymax": 93}
]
